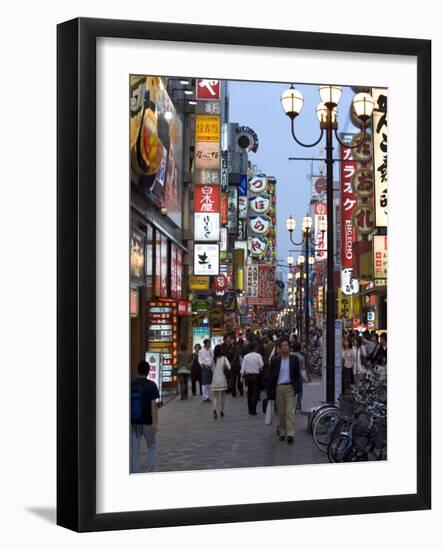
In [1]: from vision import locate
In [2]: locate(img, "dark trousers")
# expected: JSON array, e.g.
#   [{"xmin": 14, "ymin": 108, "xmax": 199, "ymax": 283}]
[
  {"xmin": 342, "ymin": 368, "xmax": 354, "ymax": 393},
  {"xmin": 191, "ymin": 372, "xmax": 202, "ymax": 395},
  {"xmin": 229, "ymin": 371, "xmax": 243, "ymax": 397},
  {"xmin": 245, "ymin": 374, "xmax": 261, "ymax": 414},
  {"xmin": 179, "ymin": 373, "xmax": 190, "ymax": 399}
]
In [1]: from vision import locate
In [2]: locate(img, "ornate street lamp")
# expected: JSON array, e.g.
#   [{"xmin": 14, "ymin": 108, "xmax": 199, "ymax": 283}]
[
  {"xmin": 286, "ymin": 216, "xmax": 324, "ymax": 346},
  {"xmin": 281, "ymin": 83, "xmax": 374, "ymax": 401}
]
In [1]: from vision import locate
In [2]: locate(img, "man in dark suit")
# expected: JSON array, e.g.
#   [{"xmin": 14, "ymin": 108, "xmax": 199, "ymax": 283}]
[{"xmin": 266, "ymin": 337, "xmax": 301, "ymax": 444}]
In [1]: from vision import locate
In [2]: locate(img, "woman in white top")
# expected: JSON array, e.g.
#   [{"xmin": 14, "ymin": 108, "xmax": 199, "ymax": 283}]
[
  {"xmin": 342, "ymin": 336, "xmax": 354, "ymax": 393},
  {"xmin": 211, "ymin": 345, "xmax": 231, "ymax": 419},
  {"xmin": 352, "ymin": 335, "xmax": 367, "ymax": 387}
]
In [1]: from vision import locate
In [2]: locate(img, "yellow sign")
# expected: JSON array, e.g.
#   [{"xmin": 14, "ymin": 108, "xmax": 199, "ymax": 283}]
[
  {"xmin": 188, "ymin": 275, "xmax": 210, "ymax": 290},
  {"xmin": 338, "ymin": 289, "xmax": 360, "ymax": 320},
  {"xmin": 195, "ymin": 115, "xmax": 220, "ymax": 142}
]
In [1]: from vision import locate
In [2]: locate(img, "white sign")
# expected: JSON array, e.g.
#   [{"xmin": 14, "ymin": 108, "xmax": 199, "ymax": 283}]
[
  {"xmin": 220, "ymin": 227, "xmax": 228, "ymax": 252},
  {"xmin": 238, "ymin": 196, "xmax": 248, "ymax": 219},
  {"xmin": 145, "ymin": 351, "xmax": 162, "ymax": 402},
  {"xmin": 249, "ymin": 194, "xmax": 271, "ymax": 214},
  {"xmin": 248, "ymin": 175, "xmax": 267, "ymax": 194},
  {"xmin": 194, "ymin": 212, "xmax": 220, "ymax": 241},
  {"xmin": 314, "ymin": 203, "xmax": 327, "ymax": 261},
  {"xmin": 249, "ymin": 215, "xmax": 271, "ymax": 235},
  {"xmin": 372, "ymin": 88, "xmax": 388, "ymax": 227},
  {"xmin": 194, "ymin": 243, "xmax": 219, "ymax": 275},
  {"xmin": 341, "ymin": 267, "xmax": 359, "ymax": 295}
]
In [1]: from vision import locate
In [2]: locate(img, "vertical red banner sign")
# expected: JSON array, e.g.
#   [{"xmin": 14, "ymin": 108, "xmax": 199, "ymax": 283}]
[{"xmin": 340, "ymin": 142, "xmax": 358, "ymax": 268}]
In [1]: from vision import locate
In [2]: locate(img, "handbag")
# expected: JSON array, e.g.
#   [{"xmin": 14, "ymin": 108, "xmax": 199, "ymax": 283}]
[{"xmin": 265, "ymin": 399, "xmax": 275, "ymax": 425}]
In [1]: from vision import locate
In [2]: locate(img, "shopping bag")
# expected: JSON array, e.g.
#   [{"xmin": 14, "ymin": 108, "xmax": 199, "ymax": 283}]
[{"xmin": 265, "ymin": 399, "xmax": 274, "ymax": 425}]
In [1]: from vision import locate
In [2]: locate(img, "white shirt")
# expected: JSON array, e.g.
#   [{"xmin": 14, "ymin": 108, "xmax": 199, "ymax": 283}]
[
  {"xmin": 277, "ymin": 355, "xmax": 291, "ymax": 384},
  {"xmin": 240, "ymin": 352, "xmax": 264, "ymax": 375},
  {"xmin": 198, "ymin": 347, "xmax": 213, "ymax": 367}
]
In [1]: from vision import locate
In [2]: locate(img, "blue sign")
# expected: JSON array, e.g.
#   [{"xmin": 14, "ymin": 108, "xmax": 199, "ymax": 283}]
[{"xmin": 239, "ymin": 174, "xmax": 248, "ymax": 196}]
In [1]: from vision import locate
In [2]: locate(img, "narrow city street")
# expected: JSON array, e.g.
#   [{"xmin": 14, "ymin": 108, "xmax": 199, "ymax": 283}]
[{"xmin": 139, "ymin": 377, "xmax": 327, "ymax": 473}]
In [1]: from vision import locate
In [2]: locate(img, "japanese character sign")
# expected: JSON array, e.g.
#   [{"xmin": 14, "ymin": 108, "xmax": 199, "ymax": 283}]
[
  {"xmin": 195, "ymin": 115, "xmax": 221, "ymax": 142},
  {"xmin": 196, "ymin": 79, "xmax": 221, "ymax": 100},
  {"xmin": 249, "ymin": 194, "xmax": 271, "ymax": 214},
  {"xmin": 352, "ymin": 204, "xmax": 374, "ymax": 235},
  {"xmin": 249, "ymin": 236, "xmax": 269, "ymax": 257},
  {"xmin": 248, "ymin": 176, "xmax": 267, "ymax": 194},
  {"xmin": 194, "ymin": 184, "xmax": 220, "ymax": 213},
  {"xmin": 351, "ymin": 167, "xmax": 374, "ymax": 199},
  {"xmin": 249, "ymin": 215, "xmax": 271, "ymax": 235},
  {"xmin": 194, "ymin": 142, "xmax": 220, "ymax": 170},
  {"xmin": 372, "ymin": 88, "xmax": 388, "ymax": 227},
  {"xmin": 194, "ymin": 244, "xmax": 219, "ymax": 276}
]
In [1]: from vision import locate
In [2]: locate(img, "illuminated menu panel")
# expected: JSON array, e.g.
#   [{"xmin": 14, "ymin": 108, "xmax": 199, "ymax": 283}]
[{"xmin": 147, "ymin": 301, "xmax": 178, "ymax": 386}]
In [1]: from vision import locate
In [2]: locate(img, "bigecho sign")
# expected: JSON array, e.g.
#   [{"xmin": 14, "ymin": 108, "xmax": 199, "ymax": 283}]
[{"xmin": 340, "ymin": 137, "xmax": 358, "ymax": 269}]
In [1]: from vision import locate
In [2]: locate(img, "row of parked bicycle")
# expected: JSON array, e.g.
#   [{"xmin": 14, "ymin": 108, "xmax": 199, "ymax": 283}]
[{"xmin": 309, "ymin": 370, "xmax": 387, "ymax": 462}]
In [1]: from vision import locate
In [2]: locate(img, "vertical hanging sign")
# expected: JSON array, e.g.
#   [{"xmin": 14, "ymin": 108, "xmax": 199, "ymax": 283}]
[
  {"xmin": 372, "ymin": 88, "xmax": 388, "ymax": 227},
  {"xmin": 340, "ymin": 137, "xmax": 358, "ymax": 269}
]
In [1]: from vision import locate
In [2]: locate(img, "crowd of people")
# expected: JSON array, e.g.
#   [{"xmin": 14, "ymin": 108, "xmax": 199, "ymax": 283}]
[{"xmin": 130, "ymin": 326, "xmax": 387, "ymax": 473}]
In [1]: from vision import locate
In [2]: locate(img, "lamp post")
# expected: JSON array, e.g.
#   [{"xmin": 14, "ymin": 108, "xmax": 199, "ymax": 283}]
[
  {"xmin": 295, "ymin": 271, "xmax": 302, "ymax": 340},
  {"xmin": 281, "ymin": 84, "xmax": 374, "ymax": 401},
  {"xmin": 287, "ymin": 215, "xmax": 325, "ymax": 346}
]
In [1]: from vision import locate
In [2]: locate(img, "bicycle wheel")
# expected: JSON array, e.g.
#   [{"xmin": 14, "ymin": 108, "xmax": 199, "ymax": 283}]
[
  {"xmin": 312, "ymin": 408, "xmax": 341, "ymax": 452},
  {"xmin": 328, "ymin": 434, "xmax": 352, "ymax": 463},
  {"xmin": 310, "ymin": 404, "xmax": 338, "ymax": 434}
]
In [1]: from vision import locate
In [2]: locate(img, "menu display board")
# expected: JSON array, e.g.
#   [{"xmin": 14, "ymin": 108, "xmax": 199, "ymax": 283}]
[{"xmin": 147, "ymin": 301, "xmax": 178, "ymax": 386}]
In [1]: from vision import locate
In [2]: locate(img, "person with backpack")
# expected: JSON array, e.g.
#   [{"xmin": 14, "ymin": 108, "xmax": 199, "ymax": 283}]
[{"xmin": 130, "ymin": 360, "xmax": 159, "ymax": 473}]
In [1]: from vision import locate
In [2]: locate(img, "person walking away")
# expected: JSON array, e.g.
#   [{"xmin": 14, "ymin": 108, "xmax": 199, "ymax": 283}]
[
  {"xmin": 231, "ymin": 338, "xmax": 244, "ymax": 397},
  {"xmin": 130, "ymin": 360, "xmax": 159, "ymax": 473},
  {"xmin": 198, "ymin": 339, "xmax": 213, "ymax": 402},
  {"xmin": 211, "ymin": 345, "xmax": 231, "ymax": 419},
  {"xmin": 240, "ymin": 342, "xmax": 264, "ymax": 415},
  {"xmin": 292, "ymin": 341, "xmax": 307, "ymax": 411},
  {"xmin": 352, "ymin": 335, "xmax": 368, "ymax": 387},
  {"xmin": 342, "ymin": 336, "xmax": 354, "ymax": 393},
  {"xmin": 266, "ymin": 337, "xmax": 301, "ymax": 444},
  {"xmin": 191, "ymin": 343, "xmax": 203, "ymax": 396},
  {"xmin": 177, "ymin": 342, "xmax": 192, "ymax": 399}
]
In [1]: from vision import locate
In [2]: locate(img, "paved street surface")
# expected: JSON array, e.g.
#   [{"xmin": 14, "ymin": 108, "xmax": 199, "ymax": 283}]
[{"xmin": 139, "ymin": 376, "xmax": 328, "ymax": 473}]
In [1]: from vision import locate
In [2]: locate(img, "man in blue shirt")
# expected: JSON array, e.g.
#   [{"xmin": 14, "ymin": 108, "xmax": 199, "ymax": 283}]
[{"xmin": 266, "ymin": 337, "xmax": 301, "ymax": 444}]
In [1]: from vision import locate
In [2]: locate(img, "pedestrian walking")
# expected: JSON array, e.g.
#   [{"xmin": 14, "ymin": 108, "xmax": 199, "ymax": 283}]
[
  {"xmin": 266, "ymin": 337, "xmax": 301, "ymax": 444},
  {"xmin": 342, "ymin": 336, "xmax": 354, "ymax": 393},
  {"xmin": 198, "ymin": 339, "xmax": 213, "ymax": 402},
  {"xmin": 352, "ymin": 334, "xmax": 368, "ymax": 387},
  {"xmin": 240, "ymin": 342, "xmax": 264, "ymax": 415},
  {"xmin": 177, "ymin": 342, "xmax": 192, "ymax": 400},
  {"xmin": 130, "ymin": 360, "xmax": 159, "ymax": 473},
  {"xmin": 191, "ymin": 343, "xmax": 203, "ymax": 396},
  {"xmin": 211, "ymin": 345, "xmax": 231, "ymax": 419}
]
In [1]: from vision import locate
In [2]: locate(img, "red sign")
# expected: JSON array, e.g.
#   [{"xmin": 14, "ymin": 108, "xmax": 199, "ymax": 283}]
[
  {"xmin": 220, "ymin": 193, "xmax": 228, "ymax": 226},
  {"xmin": 340, "ymin": 139, "xmax": 358, "ymax": 269},
  {"xmin": 196, "ymin": 79, "xmax": 221, "ymax": 100},
  {"xmin": 213, "ymin": 274, "xmax": 228, "ymax": 291},
  {"xmin": 246, "ymin": 265, "xmax": 275, "ymax": 306},
  {"xmin": 194, "ymin": 184, "xmax": 220, "ymax": 213},
  {"xmin": 177, "ymin": 300, "xmax": 192, "ymax": 316}
]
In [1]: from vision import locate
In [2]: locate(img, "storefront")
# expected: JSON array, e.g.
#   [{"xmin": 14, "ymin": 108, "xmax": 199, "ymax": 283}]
[{"xmin": 130, "ymin": 212, "xmax": 188, "ymax": 383}]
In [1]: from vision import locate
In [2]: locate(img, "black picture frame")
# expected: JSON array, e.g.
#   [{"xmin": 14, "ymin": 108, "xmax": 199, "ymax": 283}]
[{"xmin": 57, "ymin": 17, "xmax": 431, "ymax": 532}]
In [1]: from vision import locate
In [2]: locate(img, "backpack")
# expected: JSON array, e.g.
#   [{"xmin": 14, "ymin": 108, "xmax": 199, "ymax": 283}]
[{"xmin": 131, "ymin": 382, "xmax": 146, "ymax": 424}]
